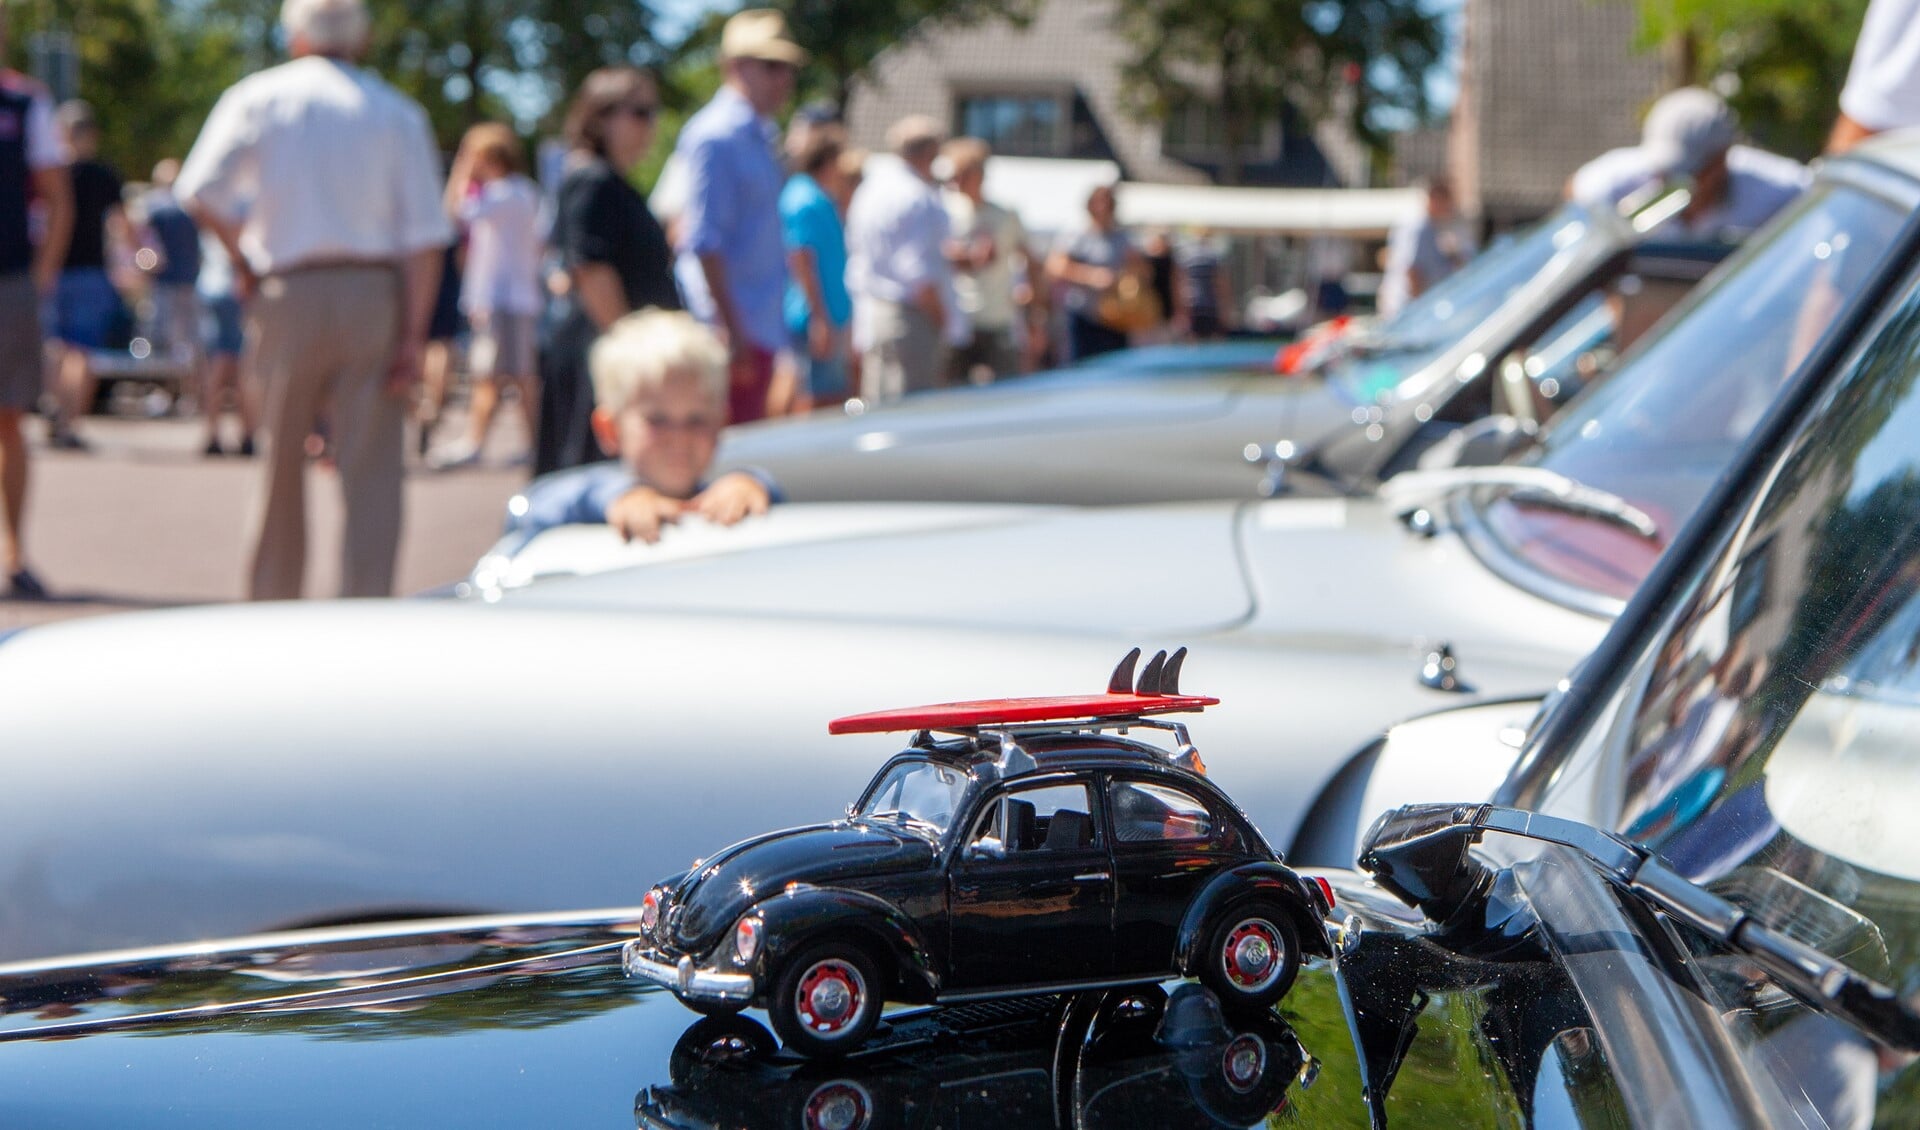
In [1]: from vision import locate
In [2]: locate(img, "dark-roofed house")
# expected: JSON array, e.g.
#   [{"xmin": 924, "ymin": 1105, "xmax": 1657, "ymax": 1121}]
[
  {"xmin": 1447, "ymin": 0, "xmax": 1666, "ymax": 230},
  {"xmin": 844, "ymin": 0, "xmax": 1369, "ymax": 191}
]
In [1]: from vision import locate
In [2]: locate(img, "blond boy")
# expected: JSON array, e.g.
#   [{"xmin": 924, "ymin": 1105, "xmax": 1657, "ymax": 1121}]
[{"xmin": 502, "ymin": 310, "xmax": 778, "ymax": 546}]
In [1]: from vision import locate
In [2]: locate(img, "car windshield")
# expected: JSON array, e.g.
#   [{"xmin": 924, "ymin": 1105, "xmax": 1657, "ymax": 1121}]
[
  {"xmin": 1537, "ymin": 247, "xmax": 1920, "ymax": 1119},
  {"xmin": 856, "ymin": 759, "xmax": 970, "ymax": 836},
  {"xmin": 1324, "ymin": 208, "xmax": 1591, "ymax": 403},
  {"xmin": 1471, "ymin": 181, "xmax": 1910, "ymax": 603}
]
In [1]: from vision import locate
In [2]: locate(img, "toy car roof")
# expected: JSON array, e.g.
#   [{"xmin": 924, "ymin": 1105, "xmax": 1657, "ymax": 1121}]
[{"xmin": 829, "ymin": 648, "xmax": 1215, "ymax": 736}]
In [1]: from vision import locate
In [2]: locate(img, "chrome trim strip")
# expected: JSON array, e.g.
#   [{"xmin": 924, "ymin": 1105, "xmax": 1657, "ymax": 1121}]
[
  {"xmin": 621, "ymin": 940, "xmax": 755, "ymax": 1001},
  {"xmin": 936, "ymin": 972, "xmax": 1178, "ymax": 1004}
]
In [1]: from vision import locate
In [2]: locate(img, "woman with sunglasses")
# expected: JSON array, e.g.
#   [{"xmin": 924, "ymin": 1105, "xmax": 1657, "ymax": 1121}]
[{"xmin": 535, "ymin": 66, "xmax": 682, "ymax": 476}]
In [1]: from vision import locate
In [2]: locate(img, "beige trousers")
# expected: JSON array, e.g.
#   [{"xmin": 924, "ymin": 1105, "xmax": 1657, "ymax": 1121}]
[
  {"xmin": 246, "ymin": 265, "xmax": 404, "ymax": 600},
  {"xmin": 860, "ymin": 300, "xmax": 946, "ymax": 404}
]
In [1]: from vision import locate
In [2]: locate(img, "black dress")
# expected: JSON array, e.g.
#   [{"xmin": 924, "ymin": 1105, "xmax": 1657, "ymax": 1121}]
[{"xmin": 534, "ymin": 156, "xmax": 681, "ymax": 476}]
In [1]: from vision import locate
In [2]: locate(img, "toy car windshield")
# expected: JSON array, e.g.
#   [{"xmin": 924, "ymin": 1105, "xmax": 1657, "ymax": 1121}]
[{"xmin": 854, "ymin": 760, "xmax": 968, "ymax": 835}]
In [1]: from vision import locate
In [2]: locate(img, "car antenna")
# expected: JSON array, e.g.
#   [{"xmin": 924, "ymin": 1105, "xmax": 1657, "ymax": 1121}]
[
  {"xmin": 1107, "ymin": 647, "xmax": 1142, "ymax": 694},
  {"xmin": 1136, "ymin": 650, "xmax": 1169, "ymax": 695}
]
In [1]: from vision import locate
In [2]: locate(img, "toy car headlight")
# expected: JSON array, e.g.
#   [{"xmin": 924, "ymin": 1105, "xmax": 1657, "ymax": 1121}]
[
  {"xmin": 639, "ymin": 889, "xmax": 661, "ymax": 935},
  {"xmin": 734, "ymin": 916, "xmax": 763, "ymax": 963}
]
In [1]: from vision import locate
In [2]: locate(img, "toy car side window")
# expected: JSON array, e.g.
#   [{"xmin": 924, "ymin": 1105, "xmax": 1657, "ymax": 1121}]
[
  {"xmin": 967, "ymin": 783, "xmax": 1099, "ymax": 854},
  {"xmin": 1108, "ymin": 780, "xmax": 1215, "ymax": 844}
]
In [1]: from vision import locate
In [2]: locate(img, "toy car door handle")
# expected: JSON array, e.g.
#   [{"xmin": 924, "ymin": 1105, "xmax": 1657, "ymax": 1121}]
[{"xmin": 1073, "ymin": 872, "xmax": 1111, "ymax": 882}]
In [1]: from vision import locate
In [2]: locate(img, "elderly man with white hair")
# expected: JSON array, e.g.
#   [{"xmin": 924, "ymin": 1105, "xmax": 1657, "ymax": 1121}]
[
  {"xmin": 845, "ymin": 114, "xmax": 962, "ymax": 403},
  {"xmin": 1568, "ymin": 86, "xmax": 1807, "ymax": 243},
  {"xmin": 175, "ymin": 0, "xmax": 452, "ymax": 600}
]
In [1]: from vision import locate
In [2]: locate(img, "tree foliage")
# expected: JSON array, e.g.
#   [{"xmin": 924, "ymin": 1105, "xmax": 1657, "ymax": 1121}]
[
  {"xmin": 1630, "ymin": 0, "xmax": 1872, "ymax": 160},
  {"xmin": 1112, "ymin": 0, "xmax": 1444, "ymax": 183}
]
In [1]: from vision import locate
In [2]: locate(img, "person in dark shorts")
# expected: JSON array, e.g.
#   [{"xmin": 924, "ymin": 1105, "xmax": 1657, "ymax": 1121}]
[
  {"xmin": 536, "ymin": 66, "xmax": 680, "ymax": 476},
  {"xmin": 48, "ymin": 100, "xmax": 129, "ymax": 450},
  {"xmin": 0, "ymin": 15, "xmax": 73, "ymax": 599},
  {"xmin": 1173, "ymin": 229, "xmax": 1234, "ymax": 341}
]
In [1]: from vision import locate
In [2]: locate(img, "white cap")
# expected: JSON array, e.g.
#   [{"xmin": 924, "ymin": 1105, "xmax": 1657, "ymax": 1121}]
[{"xmin": 1641, "ymin": 87, "xmax": 1737, "ymax": 176}]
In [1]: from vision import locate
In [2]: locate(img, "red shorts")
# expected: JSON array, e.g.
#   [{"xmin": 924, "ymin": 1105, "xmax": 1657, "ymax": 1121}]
[{"xmin": 730, "ymin": 345, "xmax": 774, "ymax": 425}]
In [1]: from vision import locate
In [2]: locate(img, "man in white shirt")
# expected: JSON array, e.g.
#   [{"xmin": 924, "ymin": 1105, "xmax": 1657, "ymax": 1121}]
[
  {"xmin": 1830, "ymin": 0, "xmax": 1920, "ymax": 152},
  {"xmin": 942, "ymin": 137, "xmax": 1030, "ymax": 384},
  {"xmin": 1569, "ymin": 87, "xmax": 1807, "ymax": 243},
  {"xmin": 175, "ymin": 0, "xmax": 452, "ymax": 600},
  {"xmin": 846, "ymin": 115, "xmax": 959, "ymax": 403}
]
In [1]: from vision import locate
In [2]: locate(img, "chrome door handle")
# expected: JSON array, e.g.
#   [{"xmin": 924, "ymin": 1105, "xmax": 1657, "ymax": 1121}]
[{"xmin": 1073, "ymin": 872, "xmax": 1110, "ymax": 882}]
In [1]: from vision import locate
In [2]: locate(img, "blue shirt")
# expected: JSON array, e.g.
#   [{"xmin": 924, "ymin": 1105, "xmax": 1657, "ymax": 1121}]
[
  {"xmin": 672, "ymin": 86, "xmax": 790, "ymax": 352},
  {"xmin": 499, "ymin": 461, "xmax": 785, "ymax": 555},
  {"xmin": 780, "ymin": 173, "xmax": 851, "ymax": 335}
]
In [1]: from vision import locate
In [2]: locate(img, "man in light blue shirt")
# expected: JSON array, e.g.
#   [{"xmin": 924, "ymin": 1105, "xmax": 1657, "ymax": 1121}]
[{"xmin": 672, "ymin": 8, "xmax": 803, "ymax": 425}]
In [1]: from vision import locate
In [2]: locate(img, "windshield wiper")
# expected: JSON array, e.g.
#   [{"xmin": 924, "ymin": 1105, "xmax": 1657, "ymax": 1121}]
[
  {"xmin": 1361, "ymin": 803, "xmax": 1920, "ymax": 1051},
  {"xmin": 1380, "ymin": 466, "xmax": 1660, "ymax": 541}
]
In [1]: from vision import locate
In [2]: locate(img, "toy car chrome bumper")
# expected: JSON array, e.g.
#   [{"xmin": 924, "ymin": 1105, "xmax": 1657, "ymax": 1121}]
[{"xmin": 621, "ymin": 940, "xmax": 756, "ymax": 1001}]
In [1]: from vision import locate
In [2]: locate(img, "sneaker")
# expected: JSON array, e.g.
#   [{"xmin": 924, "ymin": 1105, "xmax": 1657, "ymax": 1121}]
[
  {"xmin": 48, "ymin": 428, "xmax": 89, "ymax": 452},
  {"xmin": 237, "ymin": 437, "xmax": 257, "ymax": 458},
  {"xmin": 203, "ymin": 438, "xmax": 225, "ymax": 458},
  {"xmin": 6, "ymin": 567, "xmax": 48, "ymax": 600},
  {"xmin": 427, "ymin": 441, "xmax": 482, "ymax": 471}
]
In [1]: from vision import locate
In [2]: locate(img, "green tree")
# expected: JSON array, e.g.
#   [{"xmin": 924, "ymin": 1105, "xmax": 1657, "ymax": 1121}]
[
  {"xmin": 1111, "ymin": 0, "xmax": 1444, "ymax": 184},
  {"xmin": 1630, "ymin": 0, "xmax": 1872, "ymax": 160}
]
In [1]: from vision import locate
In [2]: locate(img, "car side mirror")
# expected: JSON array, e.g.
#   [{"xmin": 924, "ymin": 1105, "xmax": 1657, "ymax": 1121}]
[
  {"xmin": 1426, "ymin": 414, "xmax": 1537, "ymax": 470},
  {"xmin": 965, "ymin": 836, "xmax": 1006, "ymax": 863}
]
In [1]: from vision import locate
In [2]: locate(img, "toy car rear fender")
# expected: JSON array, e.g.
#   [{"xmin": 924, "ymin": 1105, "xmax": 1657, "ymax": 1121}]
[
  {"xmin": 1174, "ymin": 863, "xmax": 1334, "ymax": 973},
  {"xmin": 754, "ymin": 885, "xmax": 939, "ymax": 1003}
]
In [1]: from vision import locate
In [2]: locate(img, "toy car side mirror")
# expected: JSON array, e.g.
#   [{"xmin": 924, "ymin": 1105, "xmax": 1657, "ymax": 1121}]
[{"xmin": 965, "ymin": 836, "xmax": 1006, "ymax": 862}]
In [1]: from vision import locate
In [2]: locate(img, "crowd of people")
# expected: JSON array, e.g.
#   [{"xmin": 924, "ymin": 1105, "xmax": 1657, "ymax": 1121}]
[{"xmin": 4, "ymin": 0, "xmax": 1919, "ymax": 604}]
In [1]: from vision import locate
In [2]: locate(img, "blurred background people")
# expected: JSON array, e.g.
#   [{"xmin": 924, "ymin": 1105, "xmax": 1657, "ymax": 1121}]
[
  {"xmin": 175, "ymin": 0, "xmax": 452, "ymax": 600},
  {"xmin": 847, "ymin": 114, "xmax": 956, "ymax": 402},
  {"xmin": 413, "ymin": 238, "xmax": 463, "ymax": 457},
  {"xmin": 506, "ymin": 309, "xmax": 778, "ymax": 548},
  {"xmin": 781, "ymin": 123, "xmax": 853, "ymax": 412},
  {"xmin": 0, "ymin": 11, "xmax": 72, "ymax": 600},
  {"xmin": 1377, "ymin": 176, "xmax": 1473, "ymax": 319},
  {"xmin": 1173, "ymin": 228, "xmax": 1233, "ymax": 341},
  {"xmin": 673, "ymin": 8, "xmax": 803, "ymax": 425},
  {"xmin": 1571, "ymin": 87, "xmax": 1806, "ymax": 241},
  {"xmin": 537, "ymin": 66, "xmax": 679, "ymax": 476},
  {"xmin": 1047, "ymin": 184, "xmax": 1144, "ymax": 362},
  {"xmin": 432, "ymin": 122, "xmax": 542, "ymax": 470},
  {"xmin": 194, "ymin": 219, "xmax": 257, "ymax": 457},
  {"xmin": 1831, "ymin": 0, "xmax": 1920, "ymax": 151},
  {"xmin": 943, "ymin": 136, "xmax": 1030, "ymax": 385},
  {"xmin": 48, "ymin": 99, "xmax": 129, "ymax": 450},
  {"xmin": 140, "ymin": 158, "xmax": 209, "ymax": 448}
]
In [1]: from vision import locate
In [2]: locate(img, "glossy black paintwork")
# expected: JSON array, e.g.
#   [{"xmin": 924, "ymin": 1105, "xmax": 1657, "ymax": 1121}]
[
  {"xmin": 634, "ymin": 736, "xmax": 1328, "ymax": 1010},
  {"xmin": 0, "ymin": 854, "xmax": 1760, "ymax": 1128}
]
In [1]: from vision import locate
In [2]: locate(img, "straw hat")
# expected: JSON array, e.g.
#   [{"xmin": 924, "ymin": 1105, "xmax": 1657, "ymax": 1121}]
[{"xmin": 720, "ymin": 9, "xmax": 809, "ymax": 66}]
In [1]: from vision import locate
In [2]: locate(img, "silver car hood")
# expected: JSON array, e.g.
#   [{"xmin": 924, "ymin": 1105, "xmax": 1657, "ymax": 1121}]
[
  {"xmin": 713, "ymin": 373, "xmax": 1357, "ymax": 504},
  {"xmin": 0, "ymin": 584, "xmax": 1587, "ymax": 964}
]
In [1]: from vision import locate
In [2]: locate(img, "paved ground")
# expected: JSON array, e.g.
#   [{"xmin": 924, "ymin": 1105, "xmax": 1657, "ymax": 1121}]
[{"xmin": 1, "ymin": 410, "xmax": 529, "ymax": 631}]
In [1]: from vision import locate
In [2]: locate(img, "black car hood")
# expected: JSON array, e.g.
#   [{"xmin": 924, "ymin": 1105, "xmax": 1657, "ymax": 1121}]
[
  {"xmin": 0, "ymin": 884, "xmax": 1594, "ymax": 1128},
  {"xmin": 667, "ymin": 823, "xmax": 935, "ymax": 950}
]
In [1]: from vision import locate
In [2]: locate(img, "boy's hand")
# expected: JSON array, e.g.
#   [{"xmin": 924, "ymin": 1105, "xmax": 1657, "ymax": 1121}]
[
  {"xmin": 689, "ymin": 472, "xmax": 771, "ymax": 527},
  {"xmin": 605, "ymin": 486, "xmax": 685, "ymax": 544}
]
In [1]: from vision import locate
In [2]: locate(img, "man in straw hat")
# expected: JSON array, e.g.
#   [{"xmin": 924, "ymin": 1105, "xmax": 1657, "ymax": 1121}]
[
  {"xmin": 672, "ymin": 8, "xmax": 805, "ymax": 425},
  {"xmin": 845, "ymin": 114, "xmax": 958, "ymax": 403}
]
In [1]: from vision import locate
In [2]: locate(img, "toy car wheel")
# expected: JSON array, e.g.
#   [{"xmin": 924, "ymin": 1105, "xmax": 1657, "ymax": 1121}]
[
  {"xmin": 769, "ymin": 941, "xmax": 883, "ymax": 1058},
  {"xmin": 1198, "ymin": 905, "xmax": 1300, "ymax": 1011}
]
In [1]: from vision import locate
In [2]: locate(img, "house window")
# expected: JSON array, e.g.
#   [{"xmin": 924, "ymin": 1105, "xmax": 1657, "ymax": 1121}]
[
  {"xmin": 955, "ymin": 93, "xmax": 1066, "ymax": 157},
  {"xmin": 1162, "ymin": 99, "xmax": 1281, "ymax": 163}
]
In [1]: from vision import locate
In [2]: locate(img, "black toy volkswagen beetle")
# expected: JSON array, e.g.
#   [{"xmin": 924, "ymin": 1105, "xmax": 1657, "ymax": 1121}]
[{"xmin": 622, "ymin": 649, "xmax": 1335, "ymax": 1056}]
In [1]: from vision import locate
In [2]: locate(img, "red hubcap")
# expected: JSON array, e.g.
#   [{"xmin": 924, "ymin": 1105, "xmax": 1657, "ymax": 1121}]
[
  {"xmin": 1221, "ymin": 1034, "xmax": 1267, "ymax": 1092},
  {"xmin": 803, "ymin": 1081, "xmax": 872, "ymax": 1130},
  {"xmin": 1224, "ymin": 919, "xmax": 1282, "ymax": 991},
  {"xmin": 795, "ymin": 959, "xmax": 866, "ymax": 1035}
]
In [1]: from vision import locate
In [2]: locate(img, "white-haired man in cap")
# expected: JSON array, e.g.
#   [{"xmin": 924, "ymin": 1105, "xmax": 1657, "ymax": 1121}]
[
  {"xmin": 672, "ymin": 8, "xmax": 803, "ymax": 425},
  {"xmin": 1569, "ymin": 86, "xmax": 1807, "ymax": 242},
  {"xmin": 845, "ymin": 114, "xmax": 960, "ymax": 403},
  {"xmin": 175, "ymin": 0, "xmax": 452, "ymax": 600}
]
